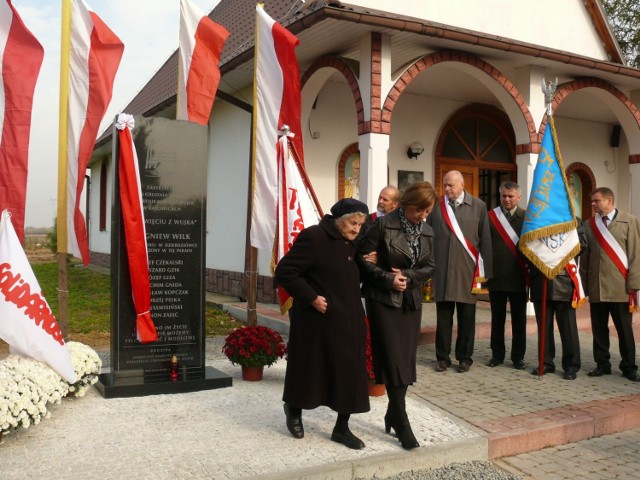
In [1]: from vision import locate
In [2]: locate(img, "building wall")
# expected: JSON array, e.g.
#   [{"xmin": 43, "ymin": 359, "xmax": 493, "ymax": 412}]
[{"xmin": 346, "ymin": 0, "xmax": 609, "ymax": 61}]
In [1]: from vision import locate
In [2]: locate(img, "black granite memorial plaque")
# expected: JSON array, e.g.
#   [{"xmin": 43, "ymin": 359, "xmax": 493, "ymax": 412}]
[{"xmin": 96, "ymin": 116, "xmax": 231, "ymax": 397}]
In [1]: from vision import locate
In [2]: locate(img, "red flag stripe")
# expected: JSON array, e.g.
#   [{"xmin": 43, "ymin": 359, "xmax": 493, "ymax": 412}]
[
  {"xmin": 272, "ymin": 21, "xmax": 303, "ymax": 166},
  {"xmin": 0, "ymin": 1, "xmax": 43, "ymax": 242},
  {"xmin": 178, "ymin": 0, "xmax": 229, "ymax": 125},
  {"xmin": 117, "ymin": 118, "xmax": 157, "ymax": 344},
  {"xmin": 67, "ymin": 0, "xmax": 123, "ymax": 264}
]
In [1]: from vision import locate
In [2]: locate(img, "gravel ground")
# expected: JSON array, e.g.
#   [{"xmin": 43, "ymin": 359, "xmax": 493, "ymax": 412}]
[{"xmin": 358, "ymin": 461, "xmax": 522, "ymax": 480}]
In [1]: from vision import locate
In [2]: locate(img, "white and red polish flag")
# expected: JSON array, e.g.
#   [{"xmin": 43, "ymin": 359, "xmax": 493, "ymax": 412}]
[
  {"xmin": 177, "ymin": 0, "xmax": 229, "ymax": 125},
  {"xmin": 250, "ymin": 5, "xmax": 306, "ymax": 251},
  {"xmin": 0, "ymin": 0, "xmax": 44, "ymax": 243},
  {"xmin": 116, "ymin": 114, "xmax": 157, "ymax": 344},
  {"xmin": 0, "ymin": 210, "xmax": 77, "ymax": 383},
  {"xmin": 67, "ymin": 0, "xmax": 123, "ymax": 265},
  {"xmin": 276, "ymin": 130, "xmax": 321, "ymax": 312}
]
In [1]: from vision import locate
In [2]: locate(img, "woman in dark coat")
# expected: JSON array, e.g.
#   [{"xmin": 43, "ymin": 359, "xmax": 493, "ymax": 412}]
[
  {"xmin": 275, "ymin": 198, "xmax": 370, "ymax": 450},
  {"xmin": 357, "ymin": 181, "xmax": 436, "ymax": 450}
]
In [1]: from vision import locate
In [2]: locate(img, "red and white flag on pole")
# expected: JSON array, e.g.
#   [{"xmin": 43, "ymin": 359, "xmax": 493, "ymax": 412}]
[
  {"xmin": 67, "ymin": 0, "xmax": 123, "ymax": 265},
  {"xmin": 276, "ymin": 131, "xmax": 321, "ymax": 312},
  {"xmin": 116, "ymin": 114, "xmax": 157, "ymax": 344},
  {"xmin": 177, "ymin": 0, "xmax": 229, "ymax": 125},
  {"xmin": 0, "ymin": 210, "xmax": 77, "ymax": 383},
  {"xmin": 250, "ymin": 5, "xmax": 307, "ymax": 251},
  {"xmin": 0, "ymin": 0, "xmax": 44, "ymax": 242}
]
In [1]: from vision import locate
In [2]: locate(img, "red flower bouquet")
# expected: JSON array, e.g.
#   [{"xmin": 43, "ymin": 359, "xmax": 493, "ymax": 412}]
[{"xmin": 222, "ymin": 325, "xmax": 287, "ymax": 368}]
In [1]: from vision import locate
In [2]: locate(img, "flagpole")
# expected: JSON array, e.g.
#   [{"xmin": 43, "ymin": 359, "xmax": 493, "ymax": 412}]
[
  {"xmin": 243, "ymin": 4, "xmax": 265, "ymax": 327},
  {"xmin": 56, "ymin": 0, "xmax": 72, "ymax": 335},
  {"xmin": 538, "ymin": 277, "xmax": 548, "ymax": 379}
]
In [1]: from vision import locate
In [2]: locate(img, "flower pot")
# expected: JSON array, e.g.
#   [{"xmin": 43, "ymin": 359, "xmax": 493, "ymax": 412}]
[
  {"xmin": 241, "ymin": 365, "xmax": 264, "ymax": 381},
  {"xmin": 368, "ymin": 383, "xmax": 386, "ymax": 397}
]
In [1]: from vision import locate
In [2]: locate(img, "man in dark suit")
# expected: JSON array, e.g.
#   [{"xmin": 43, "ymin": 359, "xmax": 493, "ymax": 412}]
[
  {"xmin": 427, "ymin": 170, "xmax": 492, "ymax": 373},
  {"xmin": 580, "ymin": 187, "xmax": 640, "ymax": 382},
  {"xmin": 487, "ymin": 181, "xmax": 528, "ymax": 370}
]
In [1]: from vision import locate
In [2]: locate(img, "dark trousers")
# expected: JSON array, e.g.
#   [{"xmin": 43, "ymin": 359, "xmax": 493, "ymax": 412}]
[
  {"xmin": 435, "ymin": 301, "xmax": 476, "ymax": 365},
  {"xmin": 590, "ymin": 302, "xmax": 637, "ymax": 374},
  {"xmin": 533, "ymin": 300, "xmax": 580, "ymax": 373},
  {"xmin": 489, "ymin": 291, "xmax": 527, "ymax": 363}
]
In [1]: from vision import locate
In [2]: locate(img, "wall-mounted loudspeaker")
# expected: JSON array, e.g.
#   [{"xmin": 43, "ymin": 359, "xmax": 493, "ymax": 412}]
[{"xmin": 611, "ymin": 124, "xmax": 621, "ymax": 148}]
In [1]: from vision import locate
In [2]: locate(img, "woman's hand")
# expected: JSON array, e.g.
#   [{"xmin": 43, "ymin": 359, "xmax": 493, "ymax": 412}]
[
  {"xmin": 391, "ymin": 268, "xmax": 407, "ymax": 292},
  {"xmin": 311, "ymin": 295, "xmax": 327, "ymax": 313},
  {"xmin": 363, "ymin": 252, "xmax": 378, "ymax": 264}
]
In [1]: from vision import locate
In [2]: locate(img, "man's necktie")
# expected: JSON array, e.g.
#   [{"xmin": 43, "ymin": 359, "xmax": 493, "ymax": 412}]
[
  {"xmin": 505, "ymin": 211, "xmax": 512, "ymax": 220},
  {"xmin": 602, "ymin": 216, "xmax": 609, "ymax": 227},
  {"xmin": 449, "ymin": 200, "xmax": 456, "ymax": 211}
]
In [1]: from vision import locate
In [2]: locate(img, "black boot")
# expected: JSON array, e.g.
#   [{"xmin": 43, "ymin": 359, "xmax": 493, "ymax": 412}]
[
  {"xmin": 384, "ymin": 403, "xmax": 394, "ymax": 434},
  {"xmin": 386, "ymin": 385, "xmax": 419, "ymax": 450},
  {"xmin": 283, "ymin": 403, "xmax": 304, "ymax": 439},
  {"xmin": 331, "ymin": 413, "xmax": 365, "ymax": 449}
]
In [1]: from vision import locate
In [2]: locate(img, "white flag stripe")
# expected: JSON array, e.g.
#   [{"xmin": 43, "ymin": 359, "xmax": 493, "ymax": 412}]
[
  {"xmin": 66, "ymin": 0, "xmax": 93, "ymax": 259},
  {"xmin": 0, "ymin": 210, "xmax": 77, "ymax": 383},
  {"xmin": 177, "ymin": 0, "xmax": 200, "ymax": 121},
  {"xmin": 250, "ymin": 7, "xmax": 284, "ymax": 250}
]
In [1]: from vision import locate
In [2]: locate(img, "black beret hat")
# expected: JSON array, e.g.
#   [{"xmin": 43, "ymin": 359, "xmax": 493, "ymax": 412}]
[{"xmin": 330, "ymin": 198, "xmax": 369, "ymax": 217}]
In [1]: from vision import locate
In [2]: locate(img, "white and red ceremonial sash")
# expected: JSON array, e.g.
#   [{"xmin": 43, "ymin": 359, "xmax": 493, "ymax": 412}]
[
  {"xmin": 275, "ymin": 131, "xmax": 320, "ymax": 313},
  {"xmin": 177, "ymin": 0, "xmax": 229, "ymax": 125},
  {"xmin": 564, "ymin": 259, "xmax": 585, "ymax": 308},
  {"xmin": 488, "ymin": 207, "xmax": 529, "ymax": 285},
  {"xmin": 0, "ymin": 0, "xmax": 43, "ymax": 242},
  {"xmin": 250, "ymin": 5, "xmax": 304, "ymax": 251},
  {"xmin": 116, "ymin": 114, "xmax": 157, "ymax": 343},
  {"xmin": 67, "ymin": 0, "xmax": 123, "ymax": 265},
  {"xmin": 590, "ymin": 215, "xmax": 638, "ymax": 312},
  {"xmin": 0, "ymin": 210, "xmax": 77, "ymax": 383},
  {"xmin": 441, "ymin": 197, "xmax": 486, "ymax": 293}
]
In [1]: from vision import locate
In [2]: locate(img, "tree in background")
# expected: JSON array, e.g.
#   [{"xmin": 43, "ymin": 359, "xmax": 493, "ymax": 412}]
[{"xmin": 602, "ymin": 0, "xmax": 640, "ymax": 68}]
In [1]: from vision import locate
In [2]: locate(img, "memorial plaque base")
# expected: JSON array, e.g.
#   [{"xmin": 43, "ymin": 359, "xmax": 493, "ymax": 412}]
[{"xmin": 95, "ymin": 367, "xmax": 232, "ymax": 398}]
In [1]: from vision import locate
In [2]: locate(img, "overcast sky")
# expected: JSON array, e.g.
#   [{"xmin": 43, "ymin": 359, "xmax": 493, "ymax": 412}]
[{"xmin": 15, "ymin": 0, "xmax": 220, "ymax": 228}]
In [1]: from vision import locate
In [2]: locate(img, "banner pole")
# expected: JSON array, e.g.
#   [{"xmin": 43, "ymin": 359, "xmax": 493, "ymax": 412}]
[{"xmin": 56, "ymin": 0, "xmax": 72, "ymax": 335}]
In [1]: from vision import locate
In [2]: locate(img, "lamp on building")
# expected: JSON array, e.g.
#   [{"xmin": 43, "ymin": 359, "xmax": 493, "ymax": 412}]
[{"xmin": 406, "ymin": 141, "xmax": 424, "ymax": 159}]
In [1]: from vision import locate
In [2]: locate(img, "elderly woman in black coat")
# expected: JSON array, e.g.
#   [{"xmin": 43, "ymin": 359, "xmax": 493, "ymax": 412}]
[
  {"xmin": 357, "ymin": 181, "xmax": 436, "ymax": 450},
  {"xmin": 275, "ymin": 198, "xmax": 370, "ymax": 450}
]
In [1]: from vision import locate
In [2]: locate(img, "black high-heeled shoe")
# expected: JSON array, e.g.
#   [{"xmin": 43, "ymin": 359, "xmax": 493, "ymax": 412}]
[
  {"xmin": 283, "ymin": 403, "xmax": 304, "ymax": 439},
  {"xmin": 391, "ymin": 418, "xmax": 419, "ymax": 450}
]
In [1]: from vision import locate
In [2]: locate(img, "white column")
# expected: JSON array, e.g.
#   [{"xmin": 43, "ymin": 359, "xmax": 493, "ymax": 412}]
[
  {"xmin": 359, "ymin": 133, "xmax": 390, "ymax": 210},
  {"xmin": 516, "ymin": 153, "xmax": 537, "ymax": 207}
]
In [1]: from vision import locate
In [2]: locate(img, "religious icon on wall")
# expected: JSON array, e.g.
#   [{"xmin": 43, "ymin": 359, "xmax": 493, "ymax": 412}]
[
  {"xmin": 568, "ymin": 172, "xmax": 582, "ymax": 218},
  {"xmin": 344, "ymin": 154, "xmax": 360, "ymax": 199}
]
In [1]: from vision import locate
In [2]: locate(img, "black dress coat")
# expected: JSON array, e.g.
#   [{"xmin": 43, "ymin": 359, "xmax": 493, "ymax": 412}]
[
  {"xmin": 274, "ymin": 215, "xmax": 369, "ymax": 414},
  {"xmin": 357, "ymin": 209, "xmax": 435, "ymax": 385}
]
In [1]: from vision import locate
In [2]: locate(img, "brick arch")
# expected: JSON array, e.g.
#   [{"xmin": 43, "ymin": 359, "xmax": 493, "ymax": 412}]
[
  {"xmin": 552, "ymin": 78, "xmax": 640, "ymax": 126},
  {"xmin": 301, "ymin": 56, "xmax": 364, "ymax": 133},
  {"xmin": 381, "ymin": 50, "xmax": 537, "ymax": 150},
  {"xmin": 566, "ymin": 161, "xmax": 597, "ymax": 218},
  {"xmin": 540, "ymin": 78, "xmax": 640, "ymax": 137}
]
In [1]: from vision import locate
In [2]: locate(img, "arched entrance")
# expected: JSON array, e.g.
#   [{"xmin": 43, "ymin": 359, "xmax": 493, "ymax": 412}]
[
  {"xmin": 435, "ymin": 104, "xmax": 516, "ymax": 209},
  {"xmin": 565, "ymin": 162, "xmax": 597, "ymax": 219}
]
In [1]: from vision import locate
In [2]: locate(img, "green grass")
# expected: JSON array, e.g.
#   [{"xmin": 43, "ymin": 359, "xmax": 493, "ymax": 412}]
[{"xmin": 32, "ymin": 261, "xmax": 243, "ymax": 336}]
